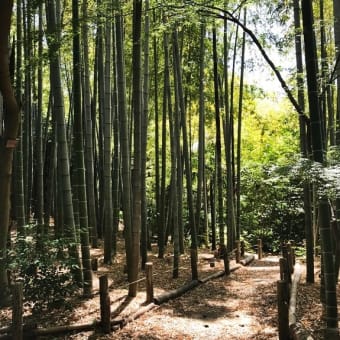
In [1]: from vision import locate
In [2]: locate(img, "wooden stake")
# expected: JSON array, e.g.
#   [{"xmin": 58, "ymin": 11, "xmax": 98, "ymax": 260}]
[
  {"xmin": 277, "ymin": 280, "xmax": 289, "ymax": 340},
  {"xmin": 99, "ymin": 275, "xmax": 111, "ymax": 334},
  {"xmin": 91, "ymin": 258, "xmax": 98, "ymax": 271},
  {"xmin": 279, "ymin": 257, "xmax": 291, "ymax": 284},
  {"xmin": 145, "ymin": 262, "xmax": 154, "ymax": 303},
  {"xmin": 235, "ymin": 240, "xmax": 241, "ymax": 263},
  {"xmin": 282, "ymin": 245, "xmax": 292, "ymax": 278},
  {"xmin": 223, "ymin": 251, "xmax": 230, "ymax": 275},
  {"xmin": 12, "ymin": 282, "xmax": 23, "ymax": 340},
  {"xmin": 287, "ymin": 242, "xmax": 294, "ymax": 273},
  {"xmin": 240, "ymin": 240, "xmax": 245, "ymax": 257},
  {"xmin": 257, "ymin": 239, "xmax": 263, "ymax": 259}
]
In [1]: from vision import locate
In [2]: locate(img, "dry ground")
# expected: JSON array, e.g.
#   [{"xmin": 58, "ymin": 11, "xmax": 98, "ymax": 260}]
[{"xmin": 0, "ymin": 239, "xmax": 329, "ymax": 339}]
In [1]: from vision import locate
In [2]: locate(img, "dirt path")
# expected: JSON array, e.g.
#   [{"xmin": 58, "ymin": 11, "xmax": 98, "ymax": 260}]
[
  {"xmin": 104, "ymin": 256, "xmax": 280, "ymax": 340},
  {"xmin": 0, "ymin": 250, "xmax": 294, "ymax": 339}
]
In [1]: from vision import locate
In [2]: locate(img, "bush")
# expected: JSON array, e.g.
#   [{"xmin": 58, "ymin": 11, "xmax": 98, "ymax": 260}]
[
  {"xmin": 240, "ymin": 164, "xmax": 305, "ymax": 253},
  {"xmin": 7, "ymin": 230, "xmax": 79, "ymax": 313}
]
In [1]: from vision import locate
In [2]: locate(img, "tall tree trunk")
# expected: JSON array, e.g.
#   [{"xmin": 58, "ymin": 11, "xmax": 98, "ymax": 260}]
[
  {"xmin": 294, "ymin": 0, "xmax": 314, "ymax": 284},
  {"xmin": 330, "ymin": 0, "xmax": 340, "ymax": 283},
  {"xmin": 172, "ymin": 28, "xmax": 198, "ymax": 280},
  {"xmin": 96, "ymin": 0, "xmax": 105, "ymax": 239},
  {"xmin": 103, "ymin": 1, "xmax": 113, "ymax": 265},
  {"xmin": 302, "ymin": 0, "xmax": 338, "ymax": 335},
  {"xmin": 319, "ymin": 0, "xmax": 332, "ymax": 150},
  {"xmin": 129, "ymin": 0, "xmax": 143, "ymax": 296},
  {"xmin": 236, "ymin": 9, "xmax": 246, "ymax": 241},
  {"xmin": 111, "ymin": 16, "xmax": 119, "ymax": 256},
  {"xmin": 15, "ymin": 0, "xmax": 26, "ymax": 236},
  {"xmin": 72, "ymin": 0, "xmax": 93, "ymax": 296},
  {"xmin": 212, "ymin": 25, "xmax": 224, "ymax": 247},
  {"xmin": 226, "ymin": 14, "xmax": 239, "ymax": 251},
  {"xmin": 196, "ymin": 22, "xmax": 207, "ymax": 246},
  {"xmin": 153, "ymin": 9, "xmax": 160, "ymax": 249},
  {"xmin": 45, "ymin": 0, "xmax": 82, "ymax": 286},
  {"xmin": 36, "ymin": 1, "xmax": 44, "ymax": 236},
  {"xmin": 171, "ymin": 39, "xmax": 184, "ymax": 256},
  {"xmin": 210, "ymin": 175, "xmax": 216, "ymax": 251},
  {"xmin": 141, "ymin": 0, "xmax": 150, "ymax": 270},
  {"xmin": 0, "ymin": 0, "xmax": 20, "ymax": 306},
  {"xmin": 114, "ymin": 0, "xmax": 133, "ymax": 292},
  {"xmin": 82, "ymin": 0, "xmax": 98, "ymax": 248},
  {"xmin": 168, "ymin": 60, "xmax": 179, "ymax": 279},
  {"xmin": 23, "ymin": 0, "xmax": 33, "ymax": 221},
  {"xmin": 158, "ymin": 30, "xmax": 169, "ymax": 259},
  {"xmin": 333, "ymin": 0, "xmax": 340, "ymax": 143}
]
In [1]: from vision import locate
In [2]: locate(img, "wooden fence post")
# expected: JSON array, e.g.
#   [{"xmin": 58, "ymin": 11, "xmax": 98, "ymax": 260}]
[
  {"xmin": 282, "ymin": 244, "xmax": 292, "ymax": 276},
  {"xmin": 91, "ymin": 258, "xmax": 98, "ymax": 271},
  {"xmin": 145, "ymin": 262, "xmax": 154, "ymax": 303},
  {"xmin": 235, "ymin": 240, "xmax": 241, "ymax": 263},
  {"xmin": 257, "ymin": 239, "xmax": 263, "ymax": 259},
  {"xmin": 99, "ymin": 275, "xmax": 111, "ymax": 334},
  {"xmin": 277, "ymin": 280, "xmax": 289, "ymax": 340},
  {"xmin": 223, "ymin": 252, "xmax": 230, "ymax": 276},
  {"xmin": 279, "ymin": 257, "xmax": 291, "ymax": 284},
  {"xmin": 287, "ymin": 242, "xmax": 294, "ymax": 273},
  {"xmin": 240, "ymin": 240, "xmax": 245, "ymax": 257},
  {"xmin": 12, "ymin": 282, "xmax": 23, "ymax": 340}
]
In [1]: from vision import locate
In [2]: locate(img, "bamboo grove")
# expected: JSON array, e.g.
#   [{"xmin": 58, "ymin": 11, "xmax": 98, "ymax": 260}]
[{"xmin": 1, "ymin": 0, "xmax": 340, "ymax": 335}]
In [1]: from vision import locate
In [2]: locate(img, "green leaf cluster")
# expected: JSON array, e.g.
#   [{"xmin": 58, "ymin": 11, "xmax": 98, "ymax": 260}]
[{"xmin": 7, "ymin": 227, "xmax": 79, "ymax": 313}]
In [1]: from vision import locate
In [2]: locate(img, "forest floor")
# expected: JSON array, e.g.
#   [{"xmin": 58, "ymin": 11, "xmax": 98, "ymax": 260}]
[{"xmin": 0, "ymin": 235, "xmax": 327, "ymax": 339}]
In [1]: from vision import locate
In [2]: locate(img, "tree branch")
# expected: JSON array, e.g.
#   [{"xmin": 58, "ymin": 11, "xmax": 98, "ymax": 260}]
[{"xmin": 168, "ymin": 1, "xmax": 309, "ymax": 124}]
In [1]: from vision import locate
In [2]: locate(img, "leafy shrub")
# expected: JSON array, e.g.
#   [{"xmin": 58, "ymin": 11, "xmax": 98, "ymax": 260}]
[
  {"xmin": 7, "ymin": 230, "xmax": 79, "ymax": 313},
  {"xmin": 240, "ymin": 164, "xmax": 305, "ymax": 253}
]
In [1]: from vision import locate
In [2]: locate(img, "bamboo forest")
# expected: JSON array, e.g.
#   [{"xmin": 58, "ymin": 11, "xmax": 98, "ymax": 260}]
[{"xmin": 1, "ymin": 0, "xmax": 340, "ymax": 339}]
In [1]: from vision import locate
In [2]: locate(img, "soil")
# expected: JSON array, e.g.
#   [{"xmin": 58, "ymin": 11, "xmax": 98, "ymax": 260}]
[{"xmin": 0, "ymin": 238, "xmax": 328, "ymax": 339}]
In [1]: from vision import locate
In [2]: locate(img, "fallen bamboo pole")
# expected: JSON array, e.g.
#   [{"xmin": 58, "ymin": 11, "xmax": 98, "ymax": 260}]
[
  {"xmin": 120, "ymin": 303, "xmax": 158, "ymax": 327},
  {"xmin": 199, "ymin": 265, "xmax": 242, "ymax": 283},
  {"xmin": 240, "ymin": 255, "xmax": 255, "ymax": 266},
  {"xmin": 289, "ymin": 263, "xmax": 302, "ymax": 326},
  {"xmin": 0, "ymin": 320, "xmax": 123, "ymax": 338},
  {"xmin": 288, "ymin": 263, "xmax": 314, "ymax": 340},
  {"xmin": 154, "ymin": 280, "xmax": 200, "ymax": 305}
]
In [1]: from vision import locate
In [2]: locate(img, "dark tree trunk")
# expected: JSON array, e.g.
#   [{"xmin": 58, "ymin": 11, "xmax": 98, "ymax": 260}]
[
  {"xmin": 0, "ymin": 0, "xmax": 20, "ymax": 306},
  {"xmin": 302, "ymin": 0, "xmax": 338, "ymax": 334}
]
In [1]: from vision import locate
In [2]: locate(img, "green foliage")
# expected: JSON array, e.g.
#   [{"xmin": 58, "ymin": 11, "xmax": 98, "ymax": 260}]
[
  {"xmin": 288, "ymin": 155, "xmax": 340, "ymax": 200},
  {"xmin": 240, "ymin": 163, "xmax": 305, "ymax": 253},
  {"xmin": 241, "ymin": 93, "xmax": 299, "ymax": 165},
  {"xmin": 239, "ymin": 153, "xmax": 340, "ymax": 253},
  {"xmin": 7, "ymin": 229, "xmax": 79, "ymax": 313}
]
